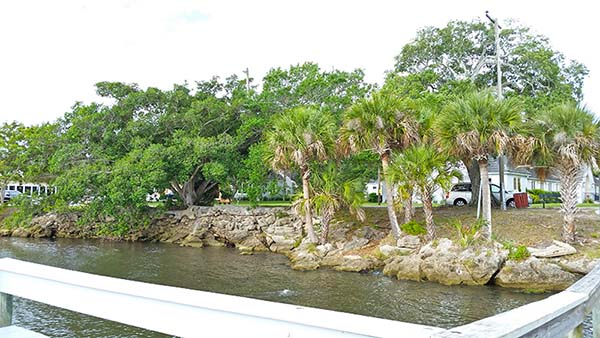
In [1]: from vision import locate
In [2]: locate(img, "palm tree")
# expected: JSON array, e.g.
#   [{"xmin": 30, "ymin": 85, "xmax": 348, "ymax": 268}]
[
  {"xmin": 390, "ymin": 144, "xmax": 462, "ymax": 241},
  {"xmin": 525, "ymin": 103, "xmax": 600, "ymax": 242},
  {"xmin": 265, "ymin": 107, "xmax": 337, "ymax": 243},
  {"xmin": 307, "ymin": 163, "xmax": 365, "ymax": 244},
  {"xmin": 436, "ymin": 90, "xmax": 522, "ymax": 239},
  {"xmin": 341, "ymin": 92, "xmax": 418, "ymax": 239}
]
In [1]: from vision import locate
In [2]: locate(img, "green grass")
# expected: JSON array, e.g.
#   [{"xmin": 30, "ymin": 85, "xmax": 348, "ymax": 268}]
[{"xmin": 530, "ymin": 202, "xmax": 598, "ymax": 209}]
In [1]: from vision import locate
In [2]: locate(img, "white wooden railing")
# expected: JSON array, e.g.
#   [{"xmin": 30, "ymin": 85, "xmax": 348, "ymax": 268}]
[
  {"xmin": 0, "ymin": 258, "xmax": 443, "ymax": 338},
  {"xmin": 1, "ymin": 257, "xmax": 599, "ymax": 338}
]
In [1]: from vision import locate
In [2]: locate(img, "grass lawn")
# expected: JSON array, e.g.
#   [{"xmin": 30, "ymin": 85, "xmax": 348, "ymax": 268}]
[
  {"xmin": 337, "ymin": 205, "xmax": 600, "ymax": 259},
  {"xmin": 530, "ymin": 202, "xmax": 598, "ymax": 209}
]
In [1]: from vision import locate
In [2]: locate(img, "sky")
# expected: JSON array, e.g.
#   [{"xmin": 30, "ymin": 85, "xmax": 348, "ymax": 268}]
[{"xmin": 1, "ymin": 0, "xmax": 598, "ymax": 126}]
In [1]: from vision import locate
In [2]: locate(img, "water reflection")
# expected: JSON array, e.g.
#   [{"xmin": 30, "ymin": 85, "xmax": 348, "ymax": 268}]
[{"xmin": 0, "ymin": 237, "xmax": 550, "ymax": 337}]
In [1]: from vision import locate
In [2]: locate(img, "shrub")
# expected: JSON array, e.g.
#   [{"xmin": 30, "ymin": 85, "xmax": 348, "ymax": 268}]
[
  {"xmin": 504, "ymin": 242, "xmax": 531, "ymax": 261},
  {"xmin": 451, "ymin": 219, "xmax": 484, "ymax": 247},
  {"xmin": 400, "ymin": 220, "xmax": 426, "ymax": 236},
  {"xmin": 367, "ymin": 193, "xmax": 379, "ymax": 203}
]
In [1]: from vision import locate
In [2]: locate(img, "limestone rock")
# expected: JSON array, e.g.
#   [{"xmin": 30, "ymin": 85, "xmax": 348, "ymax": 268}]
[
  {"xmin": 495, "ymin": 257, "xmax": 580, "ymax": 291},
  {"xmin": 528, "ymin": 240, "xmax": 577, "ymax": 258},
  {"xmin": 419, "ymin": 240, "xmax": 505, "ymax": 286},
  {"xmin": 379, "ymin": 244, "xmax": 403, "ymax": 257},
  {"xmin": 0, "ymin": 229, "xmax": 11, "ymax": 236},
  {"xmin": 11, "ymin": 227, "xmax": 31, "ymax": 238},
  {"xmin": 289, "ymin": 249, "xmax": 320, "ymax": 271},
  {"xmin": 383, "ymin": 255, "xmax": 421, "ymax": 281},
  {"xmin": 343, "ymin": 237, "xmax": 369, "ymax": 251},
  {"xmin": 334, "ymin": 255, "xmax": 374, "ymax": 272},
  {"xmin": 397, "ymin": 235, "xmax": 421, "ymax": 249},
  {"xmin": 315, "ymin": 243, "xmax": 334, "ymax": 257},
  {"xmin": 557, "ymin": 257, "xmax": 600, "ymax": 274},
  {"xmin": 180, "ymin": 234, "xmax": 204, "ymax": 248}
]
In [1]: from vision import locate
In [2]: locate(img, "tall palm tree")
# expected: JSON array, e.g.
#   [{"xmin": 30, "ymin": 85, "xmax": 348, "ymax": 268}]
[
  {"xmin": 307, "ymin": 163, "xmax": 365, "ymax": 244},
  {"xmin": 390, "ymin": 144, "xmax": 462, "ymax": 241},
  {"xmin": 265, "ymin": 107, "xmax": 337, "ymax": 243},
  {"xmin": 436, "ymin": 90, "xmax": 522, "ymax": 239},
  {"xmin": 341, "ymin": 92, "xmax": 418, "ymax": 239},
  {"xmin": 525, "ymin": 103, "xmax": 600, "ymax": 242}
]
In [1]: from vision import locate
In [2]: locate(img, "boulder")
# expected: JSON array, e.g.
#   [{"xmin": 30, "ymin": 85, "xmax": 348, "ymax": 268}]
[
  {"xmin": 557, "ymin": 257, "xmax": 600, "ymax": 274},
  {"xmin": 0, "ymin": 229, "xmax": 11, "ymax": 237},
  {"xmin": 11, "ymin": 227, "xmax": 31, "ymax": 238},
  {"xmin": 180, "ymin": 234, "xmax": 204, "ymax": 248},
  {"xmin": 379, "ymin": 244, "xmax": 403, "ymax": 257},
  {"xmin": 528, "ymin": 240, "xmax": 577, "ymax": 258},
  {"xmin": 382, "ymin": 255, "xmax": 421, "ymax": 281},
  {"xmin": 397, "ymin": 235, "xmax": 421, "ymax": 249},
  {"xmin": 495, "ymin": 257, "xmax": 580, "ymax": 291},
  {"xmin": 419, "ymin": 240, "xmax": 505, "ymax": 286},
  {"xmin": 289, "ymin": 249, "xmax": 320, "ymax": 271},
  {"xmin": 343, "ymin": 237, "xmax": 369, "ymax": 251},
  {"xmin": 334, "ymin": 255, "xmax": 374, "ymax": 272}
]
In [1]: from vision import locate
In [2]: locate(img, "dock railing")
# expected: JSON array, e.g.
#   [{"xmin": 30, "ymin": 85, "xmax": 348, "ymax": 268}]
[
  {"xmin": 0, "ymin": 258, "xmax": 443, "ymax": 338},
  {"xmin": 1, "ymin": 257, "xmax": 599, "ymax": 337}
]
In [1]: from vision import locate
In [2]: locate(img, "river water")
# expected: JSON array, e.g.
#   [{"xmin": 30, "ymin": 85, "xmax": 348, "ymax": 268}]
[{"xmin": 0, "ymin": 237, "xmax": 551, "ymax": 337}]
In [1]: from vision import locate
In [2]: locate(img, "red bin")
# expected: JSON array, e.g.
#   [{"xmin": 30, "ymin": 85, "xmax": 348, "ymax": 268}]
[{"xmin": 514, "ymin": 192, "xmax": 529, "ymax": 208}]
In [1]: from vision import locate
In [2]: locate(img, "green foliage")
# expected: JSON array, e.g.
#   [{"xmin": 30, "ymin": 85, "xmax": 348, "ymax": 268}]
[
  {"xmin": 504, "ymin": 242, "xmax": 531, "ymax": 261},
  {"xmin": 400, "ymin": 220, "xmax": 427, "ymax": 236},
  {"xmin": 2, "ymin": 195, "xmax": 55, "ymax": 230},
  {"xmin": 367, "ymin": 193, "xmax": 379, "ymax": 203},
  {"xmin": 392, "ymin": 19, "xmax": 588, "ymax": 108},
  {"xmin": 450, "ymin": 219, "xmax": 485, "ymax": 247}
]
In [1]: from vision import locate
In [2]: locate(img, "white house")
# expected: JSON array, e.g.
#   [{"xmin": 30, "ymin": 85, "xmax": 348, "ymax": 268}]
[{"xmin": 366, "ymin": 157, "xmax": 598, "ymax": 204}]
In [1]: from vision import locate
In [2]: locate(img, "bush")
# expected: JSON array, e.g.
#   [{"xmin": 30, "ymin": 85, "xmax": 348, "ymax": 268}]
[
  {"xmin": 504, "ymin": 242, "xmax": 531, "ymax": 261},
  {"xmin": 451, "ymin": 219, "xmax": 485, "ymax": 247},
  {"xmin": 526, "ymin": 189, "xmax": 560, "ymax": 204},
  {"xmin": 400, "ymin": 220, "xmax": 426, "ymax": 236},
  {"xmin": 367, "ymin": 192, "xmax": 379, "ymax": 203}
]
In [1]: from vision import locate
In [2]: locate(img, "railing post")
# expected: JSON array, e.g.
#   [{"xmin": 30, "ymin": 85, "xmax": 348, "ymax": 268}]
[
  {"xmin": 0, "ymin": 292, "xmax": 12, "ymax": 327},
  {"xmin": 566, "ymin": 324, "xmax": 583, "ymax": 338},
  {"xmin": 594, "ymin": 303, "xmax": 600, "ymax": 338}
]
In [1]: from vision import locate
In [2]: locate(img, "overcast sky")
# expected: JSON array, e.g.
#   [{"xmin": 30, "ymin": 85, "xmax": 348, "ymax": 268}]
[{"xmin": 1, "ymin": 0, "xmax": 598, "ymax": 125}]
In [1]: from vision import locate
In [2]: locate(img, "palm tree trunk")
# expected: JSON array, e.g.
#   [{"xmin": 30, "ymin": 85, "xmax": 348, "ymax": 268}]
[
  {"xmin": 465, "ymin": 158, "xmax": 481, "ymax": 207},
  {"xmin": 403, "ymin": 196, "xmax": 413, "ymax": 224},
  {"xmin": 558, "ymin": 160, "xmax": 582, "ymax": 243},
  {"xmin": 402, "ymin": 189, "xmax": 415, "ymax": 223},
  {"xmin": 422, "ymin": 187, "xmax": 435, "ymax": 242},
  {"xmin": 320, "ymin": 213, "xmax": 332, "ymax": 244},
  {"xmin": 478, "ymin": 158, "xmax": 492, "ymax": 239},
  {"xmin": 381, "ymin": 153, "xmax": 401, "ymax": 239},
  {"xmin": 301, "ymin": 167, "xmax": 319, "ymax": 243}
]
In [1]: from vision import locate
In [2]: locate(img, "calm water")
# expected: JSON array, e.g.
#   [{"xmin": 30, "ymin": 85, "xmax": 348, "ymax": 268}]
[{"xmin": 0, "ymin": 237, "xmax": 552, "ymax": 337}]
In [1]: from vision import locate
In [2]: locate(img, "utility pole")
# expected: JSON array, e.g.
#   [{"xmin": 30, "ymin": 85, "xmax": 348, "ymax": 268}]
[
  {"xmin": 486, "ymin": 10, "xmax": 506, "ymax": 211},
  {"xmin": 243, "ymin": 67, "xmax": 250, "ymax": 94}
]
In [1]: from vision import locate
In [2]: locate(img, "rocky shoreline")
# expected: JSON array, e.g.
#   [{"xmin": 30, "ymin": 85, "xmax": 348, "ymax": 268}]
[{"xmin": 1, "ymin": 206, "xmax": 597, "ymax": 291}]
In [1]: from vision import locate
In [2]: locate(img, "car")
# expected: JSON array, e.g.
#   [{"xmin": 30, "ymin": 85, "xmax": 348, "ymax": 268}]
[
  {"xmin": 445, "ymin": 183, "xmax": 531, "ymax": 207},
  {"xmin": 3, "ymin": 189, "xmax": 21, "ymax": 202}
]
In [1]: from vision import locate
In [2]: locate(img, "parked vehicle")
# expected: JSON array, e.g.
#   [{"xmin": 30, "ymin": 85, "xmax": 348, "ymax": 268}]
[
  {"xmin": 445, "ymin": 183, "xmax": 531, "ymax": 207},
  {"xmin": 3, "ymin": 190, "xmax": 21, "ymax": 202}
]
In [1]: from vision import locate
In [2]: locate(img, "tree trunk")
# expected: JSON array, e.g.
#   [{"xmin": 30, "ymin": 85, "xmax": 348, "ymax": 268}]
[
  {"xmin": 465, "ymin": 158, "xmax": 481, "ymax": 207},
  {"xmin": 0, "ymin": 186, "xmax": 4, "ymax": 205},
  {"xmin": 478, "ymin": 159, "xmax": 492, "ymax": 239},
  {"xmin": 320, "ymin": 213, "xmax": 332, "ymax": 244},
  {"xmin": 558, "ymin": 160, "xmax": 582, "ymax": 243},
  {"xmin": 381, "ymin": 153, "xmax": 402, "ymax": 239},
  {"xmin": 301, "ymin": 167, "xmax": 318, "ymax": 243},
  {"xmin": 403, "ymin": 188, "xmax": 413, "ymax": 224},
  {"xmin": 422, "ymin": 187, "xmax": 435, "ymax": 242}
]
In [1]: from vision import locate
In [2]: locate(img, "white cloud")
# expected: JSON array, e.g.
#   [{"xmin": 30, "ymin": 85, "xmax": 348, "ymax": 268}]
[{"xmin": 0, "ymin": 0, "xmax": 598, "ymax": 125}]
